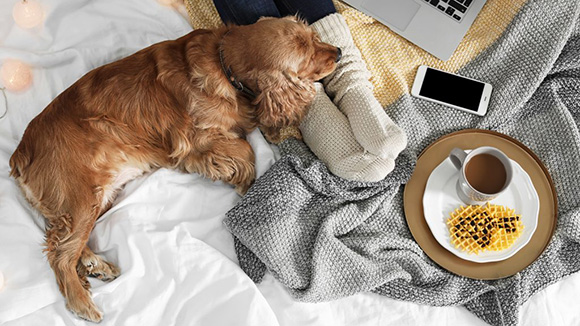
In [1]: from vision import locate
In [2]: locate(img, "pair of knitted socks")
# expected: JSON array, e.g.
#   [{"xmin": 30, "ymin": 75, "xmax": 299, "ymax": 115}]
[{"xmin": 300, "ymin": 13, "xmax": 407, "ymax": 182}]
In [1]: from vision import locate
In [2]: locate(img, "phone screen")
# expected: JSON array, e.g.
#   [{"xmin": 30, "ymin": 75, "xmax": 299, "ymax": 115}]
[{"xmin": 419, "ymin": 68, "xmax": 485, "ymax": 111}]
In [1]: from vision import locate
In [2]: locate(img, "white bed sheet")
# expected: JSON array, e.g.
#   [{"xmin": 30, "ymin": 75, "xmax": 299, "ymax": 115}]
[{"xmin": 0, "ymin": 0, "xmax": 578, "ymax": 325}]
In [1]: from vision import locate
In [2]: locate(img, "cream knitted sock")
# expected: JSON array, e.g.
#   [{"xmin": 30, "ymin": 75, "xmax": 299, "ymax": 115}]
[
  {"xmin": 300, "ymin": 83, "xmax": 395, "ymax": 182},
  {"xmin": 310, "ymin": 13, "xmax": 407, "ymax": 158}
]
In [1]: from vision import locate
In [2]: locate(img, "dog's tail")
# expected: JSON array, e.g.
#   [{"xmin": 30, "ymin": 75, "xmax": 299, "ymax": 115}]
[{"xmin": 9, "ymin": 142, "xmax": 31, "ymax": 179}]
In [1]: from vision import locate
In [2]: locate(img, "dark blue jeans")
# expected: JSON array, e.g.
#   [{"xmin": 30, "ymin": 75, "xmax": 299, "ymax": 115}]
[{"xmin": 213, "ymin": 0, "xmax": 336, "ymax": 25}]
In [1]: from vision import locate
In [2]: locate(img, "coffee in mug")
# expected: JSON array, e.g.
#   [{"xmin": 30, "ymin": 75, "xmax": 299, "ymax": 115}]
[{"xmin": 449, "ymin": 147, "xmax": 513, "ymax": 204}]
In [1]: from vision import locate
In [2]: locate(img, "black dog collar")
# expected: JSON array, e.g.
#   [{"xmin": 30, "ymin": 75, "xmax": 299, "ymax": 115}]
[{"xmin": 218, "ymin": 31, "xmax": 257, "ymax": 100}]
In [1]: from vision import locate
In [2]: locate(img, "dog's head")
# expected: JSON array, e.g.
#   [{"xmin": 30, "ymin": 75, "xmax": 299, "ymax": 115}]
[{"xmin": 222, "ymin": 16, "xmax": 341, "ymax": 136}]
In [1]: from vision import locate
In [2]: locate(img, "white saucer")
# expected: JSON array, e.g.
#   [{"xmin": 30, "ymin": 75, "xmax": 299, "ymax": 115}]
[{"xmin": 422, "ymin": 155, "xmax": 540, "ymax": 263}]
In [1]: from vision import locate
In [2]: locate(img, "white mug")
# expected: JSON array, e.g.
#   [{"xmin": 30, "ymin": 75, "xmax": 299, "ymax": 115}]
[{"xmin": 449, "ymin": 146, "xmax": 513, "ymax": 205}]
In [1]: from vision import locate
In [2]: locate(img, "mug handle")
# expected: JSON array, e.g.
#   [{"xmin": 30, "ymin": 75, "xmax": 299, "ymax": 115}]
[{"xmin": 449, "ymin": 148, "xmax": 467, "ymax": 170}]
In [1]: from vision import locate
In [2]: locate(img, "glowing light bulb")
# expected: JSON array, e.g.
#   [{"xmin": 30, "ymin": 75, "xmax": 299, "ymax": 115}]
[
  {"xmin": 13, "ymin": 0, "xmax": 44, "ymax": 29},
  {"xmin": 1, "ymin": 60, "xmax": 33, "ymax": 92}
]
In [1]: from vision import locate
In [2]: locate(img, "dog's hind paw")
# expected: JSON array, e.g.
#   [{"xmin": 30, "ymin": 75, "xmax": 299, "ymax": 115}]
[
  {"xmin": 66, "ymin": 292, "xmax": 103, "ymax": 323},
  {"xmin": 68, "ymin": 302, "xmax": 103, "ymax": 323}
]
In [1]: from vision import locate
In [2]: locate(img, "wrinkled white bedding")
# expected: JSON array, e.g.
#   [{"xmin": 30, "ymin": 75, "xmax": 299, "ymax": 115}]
[{"xmin": 0, "ymin": 0, "xmax": 578, "ymax": 325}]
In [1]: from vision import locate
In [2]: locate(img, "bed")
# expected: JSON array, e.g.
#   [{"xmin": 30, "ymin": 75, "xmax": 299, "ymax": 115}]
[{"xmin": 1, "ymin": 0, "xmax": 579, "ymax": 325}]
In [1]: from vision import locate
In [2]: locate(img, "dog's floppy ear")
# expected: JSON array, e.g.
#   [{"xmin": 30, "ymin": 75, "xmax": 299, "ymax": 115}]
[{"xmin": 253, "ymin": 70, "xmax": 315, "ymax": 130}]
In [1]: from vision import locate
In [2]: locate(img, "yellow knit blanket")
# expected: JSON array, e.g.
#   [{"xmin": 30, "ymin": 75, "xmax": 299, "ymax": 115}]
[{"xmin": 184, "ymin": 0, "xmax": 526, "ymax": 108}]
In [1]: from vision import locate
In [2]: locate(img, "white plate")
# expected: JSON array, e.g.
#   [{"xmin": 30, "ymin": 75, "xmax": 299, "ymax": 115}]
[{"xmin": 422, "ymin": 154, "xmax": 540, "ymax": 263}]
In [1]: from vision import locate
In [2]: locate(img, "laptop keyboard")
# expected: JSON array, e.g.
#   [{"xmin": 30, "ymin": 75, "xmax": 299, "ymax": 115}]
[{"xmin": 423, "ymin": 0, "xmax": 473, "ymax": 22}]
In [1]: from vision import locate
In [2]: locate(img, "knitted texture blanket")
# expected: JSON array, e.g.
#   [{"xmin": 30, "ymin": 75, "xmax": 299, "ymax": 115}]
[{"xmin": 223, "ymin": 1, "xmax": 580, "ymax": 326}]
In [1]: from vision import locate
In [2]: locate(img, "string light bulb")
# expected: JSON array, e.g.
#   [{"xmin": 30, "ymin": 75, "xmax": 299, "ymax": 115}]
[
  {"xmin": 13, "ymin": 0, "xmax": 44, "ymax": 29},
  {"xmin": 1, "ymin": 60, "xmax": 33, "ymax": 92}
]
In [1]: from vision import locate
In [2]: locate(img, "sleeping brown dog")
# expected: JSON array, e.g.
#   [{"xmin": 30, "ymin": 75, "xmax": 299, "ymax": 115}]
[{"xmin": 9, "ymin": 16, "xmax": 340, "ymax": 322}]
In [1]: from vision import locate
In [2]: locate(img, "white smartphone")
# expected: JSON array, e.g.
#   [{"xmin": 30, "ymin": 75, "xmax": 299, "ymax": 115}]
[{"xmin": 411, "ymin": 65, "xmax": 493, "ymax": 116}]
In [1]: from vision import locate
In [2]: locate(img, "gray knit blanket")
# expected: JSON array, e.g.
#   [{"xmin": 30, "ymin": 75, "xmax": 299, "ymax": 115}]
[{"xmin": 224, "ymin": 2, "xmax": 580, "ymax": 326}]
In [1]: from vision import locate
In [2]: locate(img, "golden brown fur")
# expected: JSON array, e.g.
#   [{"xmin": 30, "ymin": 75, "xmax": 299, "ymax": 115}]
[{"xmin": 9, "ymin": 16, "xmax": 339, "ymax": 322}]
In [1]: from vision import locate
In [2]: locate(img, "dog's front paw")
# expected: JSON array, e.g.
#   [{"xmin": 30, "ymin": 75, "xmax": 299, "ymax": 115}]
[
  {"xmin": 78, "ymin": 250, "xmax": 121, "ymax": 282},
  {"xmin": 89, "ymin": 260, "xmax": 120, "ymax": 282},
  {"xmin": 235, "ymin": 178, "xmax": 255, "ymax": 196}
]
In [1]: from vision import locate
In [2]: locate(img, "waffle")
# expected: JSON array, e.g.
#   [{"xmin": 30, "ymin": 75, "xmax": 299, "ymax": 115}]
[
  {"xmin": 486, "ymin": 205, "xmax": 524, "ymax": 251},
  {"xmin": 446, "ymin": 203, "xmax": 523, "ymax": 254}
]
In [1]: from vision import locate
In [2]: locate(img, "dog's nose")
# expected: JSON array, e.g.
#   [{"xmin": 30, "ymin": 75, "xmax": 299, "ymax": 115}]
[{"xmin": 335, "ymin": 47, "xmax": 342, "ymax": 63}]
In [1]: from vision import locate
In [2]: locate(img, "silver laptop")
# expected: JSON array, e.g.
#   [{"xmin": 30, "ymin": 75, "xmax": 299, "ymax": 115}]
[{"xmin": 342, "ymin": 0, "xmax": 487, "ymax": 61}]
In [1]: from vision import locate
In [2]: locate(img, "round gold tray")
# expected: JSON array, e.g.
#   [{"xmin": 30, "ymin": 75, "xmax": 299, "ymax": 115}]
[{"xmin": 403, "ymin": 129, "xmax": 557, "ymax": 280}]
